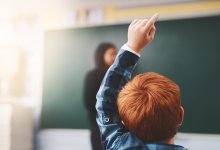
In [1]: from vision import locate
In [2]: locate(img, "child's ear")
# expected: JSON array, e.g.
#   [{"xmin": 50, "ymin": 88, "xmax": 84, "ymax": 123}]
[{"xmin": 178, "ymin": 106, "xmax": 184, "ymax": 126}]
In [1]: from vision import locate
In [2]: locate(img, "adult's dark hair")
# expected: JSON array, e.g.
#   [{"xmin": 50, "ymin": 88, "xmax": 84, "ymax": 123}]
[{"xmin": 94, "ymin": 42, "xmax": 116, "ymax": 69}]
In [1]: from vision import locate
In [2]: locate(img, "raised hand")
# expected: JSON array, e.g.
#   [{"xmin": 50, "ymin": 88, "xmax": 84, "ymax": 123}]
[{"xmin": 126, "ymin": 13, "xmax": 159, "ymax": 53}]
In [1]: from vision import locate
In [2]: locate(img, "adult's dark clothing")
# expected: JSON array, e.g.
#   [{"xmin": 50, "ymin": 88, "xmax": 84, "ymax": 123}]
[
  {"xmin": 84, "ymin": 42, "xmax": 116, "ymax": 150},
  {"xmin": 84, "ymin": 68, "xmax": 106, "ymax": 150}
]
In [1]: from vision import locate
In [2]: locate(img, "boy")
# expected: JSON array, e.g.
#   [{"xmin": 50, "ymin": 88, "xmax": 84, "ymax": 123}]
[{"xmin": 96, "ymin": 14, "xmax": 186, "ymax": 150}]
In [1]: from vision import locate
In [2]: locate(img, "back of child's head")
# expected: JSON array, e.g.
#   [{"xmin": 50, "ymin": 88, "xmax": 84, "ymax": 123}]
[{"xmin": 117, "ymin": 72, "xmax": 181, "ymax": 142}]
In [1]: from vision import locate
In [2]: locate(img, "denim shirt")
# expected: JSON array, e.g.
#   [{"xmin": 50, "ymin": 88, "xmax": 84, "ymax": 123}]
[{"xmin": 96, "ymin": 48, "xmax": 187, "ymax": 150}]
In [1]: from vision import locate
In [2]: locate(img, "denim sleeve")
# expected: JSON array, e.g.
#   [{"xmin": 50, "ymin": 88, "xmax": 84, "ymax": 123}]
[{"xmin": 96, "ymin": 49, "xmax": 139, "ymax": 149}]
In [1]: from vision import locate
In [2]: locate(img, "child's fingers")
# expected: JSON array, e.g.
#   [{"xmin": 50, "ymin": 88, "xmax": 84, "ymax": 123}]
[
  {"xmin": 140, "ymin": 19, "xmax": 148, "ymax": 26},
  {"xmin": 148, "ymin": 25, "xmax": 156, "ymax": 40},
  {"xmin": 129, "ymin": 19, "xmax": 139, "ymax": 28},
  {"xmin": 144, "ymin": 13, "xmax": 159, "ymax": 32}
]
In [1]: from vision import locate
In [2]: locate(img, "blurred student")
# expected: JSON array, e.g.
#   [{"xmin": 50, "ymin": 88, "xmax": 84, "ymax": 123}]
[
  {"xmin": 96, "ymin": 14, "xmax": 187, "ymax": 150},
  {"xmin": 84, "ymin": 43, "xmax": 117, "ymax": 150}
]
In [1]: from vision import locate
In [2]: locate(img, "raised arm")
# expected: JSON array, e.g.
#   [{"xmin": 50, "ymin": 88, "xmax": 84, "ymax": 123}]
[{"xmin": 96, "ymin": 14, "xmax": 158, "ymax": 149}]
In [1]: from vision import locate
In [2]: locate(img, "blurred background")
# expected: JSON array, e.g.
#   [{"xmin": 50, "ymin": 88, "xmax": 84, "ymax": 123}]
[{"xmin": 0, "ymin": 0, "xmax": 220, "ymax": 150}]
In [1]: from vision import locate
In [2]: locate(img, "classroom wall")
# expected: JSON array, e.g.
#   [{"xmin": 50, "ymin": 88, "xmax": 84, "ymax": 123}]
[{"xmin": 41, "ymin": 15, "xmax": 220, "ymax": 134}]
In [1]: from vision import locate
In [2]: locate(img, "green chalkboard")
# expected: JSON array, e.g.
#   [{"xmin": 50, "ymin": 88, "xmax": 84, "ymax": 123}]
[{"xmin": 41, "ymin": 15, "xmax": 220, "ymax": 134}]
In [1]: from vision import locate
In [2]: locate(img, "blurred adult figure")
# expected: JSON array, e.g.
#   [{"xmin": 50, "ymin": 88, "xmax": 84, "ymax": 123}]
[{"xmin": 84, "ymin": 42, "xmax": 117, "ymax": 150}]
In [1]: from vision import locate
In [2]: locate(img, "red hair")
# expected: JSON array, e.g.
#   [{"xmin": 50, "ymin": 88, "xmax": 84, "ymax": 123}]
[{"xmin": 117, "ymin": 72, "xmax": 181, "ymax": 142}]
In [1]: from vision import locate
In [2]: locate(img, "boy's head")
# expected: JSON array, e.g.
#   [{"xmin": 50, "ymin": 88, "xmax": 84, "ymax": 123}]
[{"xmin": 117, "ymin": 72, "xmax": 184, "ymax": 142}]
